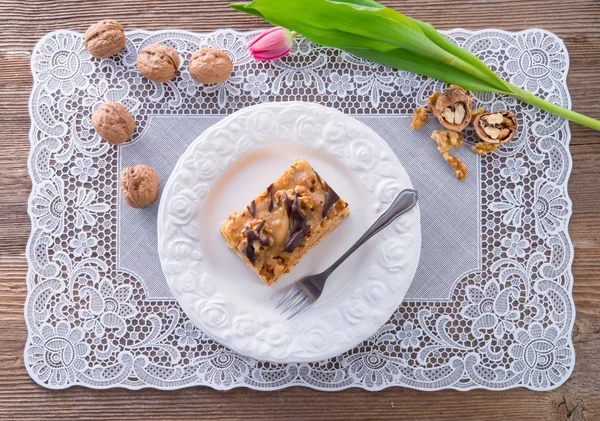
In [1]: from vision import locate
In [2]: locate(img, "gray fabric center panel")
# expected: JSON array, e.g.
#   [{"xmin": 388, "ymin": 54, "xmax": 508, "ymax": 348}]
[{"xmin": 119, "ymin": 114, "xmax": 480, "ymax": 300}]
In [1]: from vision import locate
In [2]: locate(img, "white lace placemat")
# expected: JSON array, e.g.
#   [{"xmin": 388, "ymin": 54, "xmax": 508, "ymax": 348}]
[{"xmin": 25, "ymin": 28, "xmax": 574, "ymax": 391}]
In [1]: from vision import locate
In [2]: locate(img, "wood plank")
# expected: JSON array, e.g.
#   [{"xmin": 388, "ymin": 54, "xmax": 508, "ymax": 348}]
[{"xmin": 1, "ymin": 0, "xmax": 599, "ymax": 420}]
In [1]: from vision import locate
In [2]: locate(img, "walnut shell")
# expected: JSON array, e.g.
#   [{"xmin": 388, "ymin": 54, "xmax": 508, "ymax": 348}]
[
  {"xmin": 433, "ymin": 85, "xmax": 473, "ymax": 132},
  {"xmin": 84, "ymin": 19, "xmax": 126, "ymax": 58},
  {"xmin": 92, "ymin": 102, "xmax": 135, "ymax": 145},
  {"xmin": 474, "ymin": 110, "xmax": 518, "ymax": 144},
  {"xmin": 120, "ymin": 165, "xmax": 159, "ymax": 208},
  {"xmin": 136, "ymin": 44, "xmax": 180, "ymax": 82},
  {"xmin": 189, "ymin": 48, "xmax": 233, "ymax": 84}
]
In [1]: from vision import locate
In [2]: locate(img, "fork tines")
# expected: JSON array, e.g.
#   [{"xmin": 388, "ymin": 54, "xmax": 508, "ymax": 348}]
[{"xmin": 276, "ymin": 286, "xmax": 311, "ymax": 320}]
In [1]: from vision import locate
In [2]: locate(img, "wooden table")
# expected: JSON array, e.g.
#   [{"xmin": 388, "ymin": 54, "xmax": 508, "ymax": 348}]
[{"xmin": 1, "ymin": 1, "xmax": 598, "ymax": 419}]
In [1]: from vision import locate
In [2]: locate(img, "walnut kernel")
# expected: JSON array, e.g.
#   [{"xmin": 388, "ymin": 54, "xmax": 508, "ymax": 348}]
[
  {"xmin": 244, "ymin": 219, "xmax": 274, "ymax": 245},
  {"xmin": 472, "ymin": 142, "xmax": 499, "ymax": 155},
  {"xmin": 92, "ymin": 102, "xmax": 135, "ymax": 145},
  {"xmin": 84, "ymin": 19, "xmax": 126, "ymax": 58},
  {"xmin": 189, "ymin": 48, "xmax": 233, "ymax": 84},
  {"xmin": 411, "ymin": 107, "xmax": 428, "ymax": 130},
  {"xmin": 442, "ymin": 152, "xmax": 467, "ymax": 181},
  {"xmin": 120, "ymin": 165, "xmax": 159, "ymax": 208},
  {"xmin": 471, "ymin": 107, "xmax": 486, "ymax": 123},
  {"xmin": 430, "ymin": 130, "xmax": 466, "ymax": 181},
  {"xmin": 426, "ymin": 91, "xmax": 440, "ymax": 113},
  {"xmin": 136, "ymin": 44, "xmax": 180, "ymax": 82},
  {"xmin": 294, "ymin": 186, "xmax": 314, "ymax": 210},
  {"xmin": 431, "ymin": 130, "xmax": 463, "ymax": 154}
]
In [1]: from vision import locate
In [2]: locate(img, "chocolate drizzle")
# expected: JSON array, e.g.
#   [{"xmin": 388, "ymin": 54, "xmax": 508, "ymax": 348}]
[
  {"xmin": 246, "ymin": 200, "xmax": 256, "ymax": 217},
  {"xmin": 266, "ymin": 184, "xmax": 274, "ymax": 212},
  {"xmin": 283, "ymin": 192, "xmax": 310, "ymax": 253},
  {"xmin": 283, "ymin": 192, "xmax": 292, "ymax": 216},
  {"xmin": 322, "ymin": 184, "xmax": 340, "ymax": 218},
  {"xmin": 313, "ymin": 170, "xmax": 339, "ymax": 218},
  {"xmin": 241, "ymin": 220, "xmax": 271, "ymax": 265}
]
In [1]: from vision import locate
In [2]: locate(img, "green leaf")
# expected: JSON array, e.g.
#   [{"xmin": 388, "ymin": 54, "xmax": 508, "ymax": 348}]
[
  {"xmin": 229, "ymin": 3, "xmax": 267, "ymax": 20},
  {"xmin": 347, "ymin": 48, "xmax": 502, "ymax": 93},
  {"xmin": 408, "ymin": 18, "xmax": 509, "ymax": 92},
  {"xmin": 328, "ymin": 0, "xmax": 384, "ymax": 8}
]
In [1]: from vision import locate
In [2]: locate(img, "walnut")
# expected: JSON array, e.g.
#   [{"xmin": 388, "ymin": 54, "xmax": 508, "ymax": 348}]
[
  {"xmin": 240, "ymin": 219, "xmax": 273, "ymax": 264},
  {"xmin": 431, "ymin": 130, "xmax": 463, "ymax": 154},
  {"xmin": 92, "ymin": 102, "xmax": 135, "ymax": 145},
  {"xmin": 120, "ymin": 165, "xmax": 159, "ymax": 208},
  {"xmin": 430, "ymin": 131, "xmax": 466, "ymax": 181},
  {"xmin": 442, "ymin": 152, "xmax": 467, "ymax": 181},
  {"xmin": 471, "ymin": 107, "xmax": 486, "ymax": 123},
  {"xmin": 294, "ymin": 186, "xmax": 314, "ymax": 210},
  {"xmin": 433, "ymin": 85, "xmax": 473, "ymax": 131},
  {"xmin": 136, "ymin": 44, "xmax": 180, "ymax": 82},
  {"xmin": 244, "ymin": 219, "xmax": 274, "ymax": 244},
  {"xmin": 294, "ymin": 185, "xmax": 307, "ymax": 195},
  {"xmin": 426, "ymin": 91, "xmax": 440, "ymax": 113},
  {"xmin": 472, "ymin": 142, "xmax": 499, "ymax": 155},
  {"xmin": 411, "ymin": 107, "xmax": 428, "ymax": 130},
  {"xmin": 84, "ymin": 20, "xmax": 126, "ymax": 58},
  {"xmin": 474, "ymin": 110, "xmax": 518, "ymax": 144},
  {"xmin": 189, "ymin": 48, "xmax": 232, "ymax": 84}
]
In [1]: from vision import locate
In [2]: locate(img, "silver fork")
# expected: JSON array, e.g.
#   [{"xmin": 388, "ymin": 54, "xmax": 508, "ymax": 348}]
[{"xmin": 276, "ymin": 189, "xmax": 419, "ymax": 320}]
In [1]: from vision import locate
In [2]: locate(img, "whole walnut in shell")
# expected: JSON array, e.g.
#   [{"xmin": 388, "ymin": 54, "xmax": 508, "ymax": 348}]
[
  {"xmin": 84, "ymin": 19, "xmax": 126, "ymax": 58},
  {"xmin": 136, "ymin": 44, "xmax": 180, "ymax": 82},
  {"xmin": 92, "ymin": 102, "xmax": 135, "ymax": 145},
  {"xmin": 120, "ymin": 165, "xmax": 159, "ymax": 209},
  {"xmin": 189, "ymin": 48, "xmax": 233, "ymax": 84}
]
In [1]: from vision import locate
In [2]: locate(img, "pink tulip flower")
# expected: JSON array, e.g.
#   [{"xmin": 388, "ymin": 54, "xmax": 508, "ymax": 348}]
[{"xmin": 248, "ymin": 27, "xmax": 296, "ymax": 61}]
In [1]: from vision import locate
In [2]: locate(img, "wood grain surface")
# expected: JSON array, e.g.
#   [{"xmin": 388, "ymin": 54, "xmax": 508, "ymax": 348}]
[{"xmin": 1, "ymin": 1, "xmax": 599, "ymax": 420}]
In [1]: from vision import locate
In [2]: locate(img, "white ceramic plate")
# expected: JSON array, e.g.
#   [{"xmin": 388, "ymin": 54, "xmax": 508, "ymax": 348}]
[{"xmin": 157, "ymin": 102, "xmax": 421, "ymax": 363}]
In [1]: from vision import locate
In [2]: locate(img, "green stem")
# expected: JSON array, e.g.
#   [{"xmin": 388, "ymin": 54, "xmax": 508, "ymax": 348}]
[{"xmin": 509, "ymin": 84, "xmax": 600, "ymax": 131}]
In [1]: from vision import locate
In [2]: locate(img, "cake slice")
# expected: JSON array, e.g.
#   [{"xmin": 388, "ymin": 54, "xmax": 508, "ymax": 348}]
[{"xmin": 220, "ymin": 158, "xmax": 350, "ymax": 286}]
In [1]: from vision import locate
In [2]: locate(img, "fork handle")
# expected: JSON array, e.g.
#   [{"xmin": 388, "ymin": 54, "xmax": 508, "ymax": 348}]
[{"xmin": 322, "ymin": 189, "xmax": 418, "ymax": 278}]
